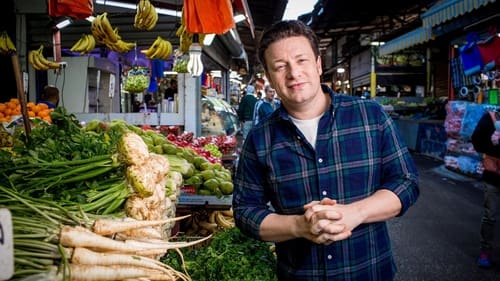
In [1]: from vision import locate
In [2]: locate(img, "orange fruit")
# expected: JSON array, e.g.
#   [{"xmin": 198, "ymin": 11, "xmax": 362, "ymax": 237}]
[
  {"xmin": 0, "ymin": 103, "xmax": 6, "ymax": 113},
  {"xmin": 38, "ymin": 109, "xmax": 51, "ymax": 118},
  {"xmin": 4, "ymin": 108, "xmax": 12, "ymax": 116},
  {"xmin": 11, "ymin": 108, "xmax": 21, "ymax": 116},
  {"xmin": 37, "ymin": 103, "xmax": 49, "ymax": 110},
  {"xmin": 28, "ymin": 111, "xmax": 35, "ymax": 117},
  {"xmin": 0, "ymin": 117, "xmax": 8, "ymax": 123},
  {"xmin": 10, "ymin": 98, "xmax": 20, "ymax": 105},
  {"xmin": 27, "ymin": 102, "xmax": 36, "ymax": 109},
  {"xmin": 42, "ymin": 115, "xmax": 51, "ymax": 123},
  {"xmin": 6, "ymin": 101, "xmax": 16, "ymax": 110},
  {"xmin": 31, "ymin": 104, "xmax": 40, "ymax": 114}
]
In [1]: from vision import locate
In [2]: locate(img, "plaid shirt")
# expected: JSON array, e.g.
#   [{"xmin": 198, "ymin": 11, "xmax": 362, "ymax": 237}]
[{"xmin": 233, "ymin": 86, "xmax": 419, "ymax": 281}]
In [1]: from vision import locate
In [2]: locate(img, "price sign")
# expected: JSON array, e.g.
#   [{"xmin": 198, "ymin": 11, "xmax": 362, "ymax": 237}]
[{"xmin": 0, "ymin": 209, "xmax": 13, "ymax": 281}]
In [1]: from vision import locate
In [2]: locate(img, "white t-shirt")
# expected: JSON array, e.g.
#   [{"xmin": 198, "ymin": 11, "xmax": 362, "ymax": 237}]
[{"xmin": 289, "ymin": 114, "xmax": 322, "ymax": 149}]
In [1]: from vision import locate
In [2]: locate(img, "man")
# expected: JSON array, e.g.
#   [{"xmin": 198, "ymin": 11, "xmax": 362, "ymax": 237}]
[
  {"xmin": 39, "ymin": 85, "xmax": 59, "ymax": 109},
  {"xmin": 232, "ymin": 20, "xmax": 419, "ymax": 281},
  {"xmin": 253, "ymin": 85, "xmax": 280, "ymax": 126},
  {"xmin": 471, "ymin": 110, "xmax": 500, "ymax": 268},
  {"xmin": 237, "ymin": 85, "xmax": 257, "ymax": 140}
]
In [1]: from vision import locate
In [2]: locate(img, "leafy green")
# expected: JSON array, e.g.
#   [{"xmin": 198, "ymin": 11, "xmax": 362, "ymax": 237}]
[{"xmin": 163, "ymin": 227, "xmax": 278, "ymax": 281}]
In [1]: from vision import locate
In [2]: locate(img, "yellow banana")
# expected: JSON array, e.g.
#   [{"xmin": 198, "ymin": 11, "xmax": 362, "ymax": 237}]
[
  {"xmin": 100, "ymin": 12, "xmax": 118, "ymax": 43},
  {"xmin": 70, "ymin": 34, "xmax": 87, "ymax": 52},
  {"xmin": 35, "ymin": 45, "xmax": 60, "ymax": 69},
  {"xmin": 29, "ymin": 50, "xmax": 49, "ymax": 71},
  {"xmin": 150, "ymin": 40, "xmax": 167, "ymax": 59},
  {"xmin": 84, "ymin": 34, "xmax": 96, "ymax": 54},
  {"xmin": 0, "ymin": 34, "xmax": 8, "ymax": 55},
  {"xmin": 215, "ymin": 211, "xmax": 234, "ymax": 229},
  {"xmin": 3, "ymin": 32, "xmax": 16, "ymax": 54}
]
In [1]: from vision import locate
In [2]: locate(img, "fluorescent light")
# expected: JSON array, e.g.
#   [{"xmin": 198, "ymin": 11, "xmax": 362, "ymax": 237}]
[
  {"xmin": 234, "ymin": 14, "xmax": 246, "ymax": 23},
  {"xmin": 95, "ymin": 0, "xmax": 181, "ymax": 17},
  {"xmin": 55, "ymin": 18, "xmax": 72, "ymax": 29}
]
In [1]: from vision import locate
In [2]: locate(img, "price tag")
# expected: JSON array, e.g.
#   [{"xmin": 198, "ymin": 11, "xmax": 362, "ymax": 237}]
[{"xmin": 0, "ymin": 209, "xmax": 14, "ymax": 281}]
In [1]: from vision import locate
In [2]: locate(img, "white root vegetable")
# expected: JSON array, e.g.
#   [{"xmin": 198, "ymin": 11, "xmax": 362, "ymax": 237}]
[
  {"xmin": 71, "ymin": 247, "xmax": 173, "ymax": 275},
  {"xmin": 92, "ymin": 215, "xmax": 191, "ymax": 236},
  {"xmin": 114, "ymin": 227, "xmax": 163, "ymax": 241},
  {"xmin": 69, "ymin": 264, "xmax": 171, "ymax": 281},
  {"xmin": 60, "ymin": 225, "xmax": 212, "ymax": 254}
]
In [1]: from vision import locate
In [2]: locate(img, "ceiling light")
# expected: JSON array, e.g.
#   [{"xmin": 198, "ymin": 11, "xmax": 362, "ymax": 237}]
[
  {"xmin": 95, "ymin": 0, "xmax": 181, "ymax": 17},
  {"xmin": 234, "ymin": 14, "xmax": 246, "ymax": 23},
  {"xmin": 55, "ymin": 18, "xmax": 72, "ymax": 29},
  {"xmin": 203, "ymin": 34, "xmax": 216, "ymax": 46}
]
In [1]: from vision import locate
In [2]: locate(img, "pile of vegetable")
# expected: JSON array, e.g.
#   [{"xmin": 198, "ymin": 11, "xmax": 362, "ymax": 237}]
[
  {"xmin": 0, "ymin": 108, "xmax": 218, "ymax": 280},
  {"xmin": 163, "ymin": 227, "xmax": 278, "ymax": 281},
  {"xmin": 2, "ymin": 185, "xmax": 208, "ymax": 281}
]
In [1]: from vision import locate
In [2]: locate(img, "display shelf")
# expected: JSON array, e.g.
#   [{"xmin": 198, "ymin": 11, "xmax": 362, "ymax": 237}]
[{"xmin": 177, "ymin": 194, "xmax": 232, "ymax": 209}]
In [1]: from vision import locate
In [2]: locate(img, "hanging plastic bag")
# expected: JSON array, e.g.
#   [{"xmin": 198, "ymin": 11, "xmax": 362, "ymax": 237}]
[
  {"xmin": 124, "ymin": 67, "xmax": 150, "ymax": 93},
  {"xmin": 459, "ymin": 32, "xmax": 483, "ymax": 76},
  {"xmin": 477, "ymin": 27, "xmax": 500, "ymax": 70}
]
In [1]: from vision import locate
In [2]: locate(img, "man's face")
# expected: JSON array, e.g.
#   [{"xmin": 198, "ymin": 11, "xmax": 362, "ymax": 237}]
[{"xmin": 264, "ymin": 36, "xmax": 323, "ymax": 109}]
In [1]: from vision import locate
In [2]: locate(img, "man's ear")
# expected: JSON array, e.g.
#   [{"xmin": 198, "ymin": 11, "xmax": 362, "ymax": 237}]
[{"xmin": 316, "ymin": 56, "xmax": 322, "ymax": 75}]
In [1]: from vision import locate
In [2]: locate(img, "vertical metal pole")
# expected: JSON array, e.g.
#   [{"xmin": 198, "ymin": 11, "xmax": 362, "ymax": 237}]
[{"xmin": 370, "ymin": 46, "xmax": 377, "ymax": 98}]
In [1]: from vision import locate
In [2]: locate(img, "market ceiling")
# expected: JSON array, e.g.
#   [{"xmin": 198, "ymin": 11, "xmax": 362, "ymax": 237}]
[
  {"xmin": 25, "ymin": 0, "xmax": 438, "ymax": 77},
  {"xmin": 303, "ymin": 0, "xmax": 438, "ymax": 64},
  {"xmin": 25, "ymin": 0, "xmax": 287, "ymax": 78}
]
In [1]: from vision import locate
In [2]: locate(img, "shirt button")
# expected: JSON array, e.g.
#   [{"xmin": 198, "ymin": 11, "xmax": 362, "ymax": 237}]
[
  {"xmin": 322, "ymin": 190, "xmax": 327, "ymax": 196},
  {"xmin": 318, "ymin": 158, "xmax": 323, "ymax": 163},
  {"xmin": 327, "ymin": 255, "xmax": 333, "ymax": 260}
]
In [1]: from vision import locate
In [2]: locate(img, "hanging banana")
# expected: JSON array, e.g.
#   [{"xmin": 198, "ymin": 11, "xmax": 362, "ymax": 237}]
[
  {"xmin": 0, "ymin": 31, "xmax": 16, "ymax": 55},
  {"xmin": 28, "ymin": 45, "xmax": 61, "ymax": 71},
  {"xmin": 134, "ymin": 0, "xmax": 158, "ymax": 31}
]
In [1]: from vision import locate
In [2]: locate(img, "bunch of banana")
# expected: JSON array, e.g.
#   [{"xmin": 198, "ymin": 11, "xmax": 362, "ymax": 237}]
[
  {"xmin": 183, "ymin": 209, "xmax": 235, "ymax": 236},
  {"xmin": 28, "ymin": 45, "xmax": 61, "ymax": 71},
  {"xmin": 0, "ymin": 31, "xmax": 16, "ymax": 55},
  {"xmin": 91, "ymin": 13, "xmax": 136, "ymax": 53},
  {"xmin": 70, "ymin": 33, "xmax": 96, "ymax": 55},
  {"xmin": 134, "ymin": 0, "xmax": 158, "ymax": 31},
  {"xmin": 212, "ymin": 209, "xmax": 235, "ymax": 229},
  {"xmin": 141, "ymin": 36, "xmax": 172, "ymax": 60},
  {"xmin": 175, "ymin": 17, "xmax": 205, "ymax": 54}
]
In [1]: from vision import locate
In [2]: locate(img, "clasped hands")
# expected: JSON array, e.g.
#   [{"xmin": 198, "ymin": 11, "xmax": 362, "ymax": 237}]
[{"xmin": 302, "ymin": 198, "xmax": 361, "ymax": 245}]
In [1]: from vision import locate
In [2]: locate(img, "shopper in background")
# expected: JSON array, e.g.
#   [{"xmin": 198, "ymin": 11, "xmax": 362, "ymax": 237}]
[
  {"xmin": 253, "ymin": 85, "xmax": 280, "ymax": 126},
  {"xmin": 237, "ymin": 85, "xmax": 257, "ymax": 140},
  {"xmin": 471, "ymin": 110, "xmax": 500, "ymax": 268},
  {"xmin": 164, "ymin": 79, "xmax": 178, "ymax": 100},
  {"xmin": 254, "ymin": 77, "xmax": 265, "ymax": 100},
  {"xmin": 39, "ymin": 85, "xmax": 60, "ymax": 109},
  {"xmin": 232, "ymin": 20, "xmax": 419, "ymax": 281}
]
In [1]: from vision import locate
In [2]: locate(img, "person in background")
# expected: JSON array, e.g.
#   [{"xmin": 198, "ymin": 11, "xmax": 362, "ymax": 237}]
[
  {"xmin": 471, "ymin": 110, "xmax": 500, "ymax": 268},
  {"xmin": 164, "ymin": 79, "xmax": 178, "ymax": 100},
  {"xmin": 237, "ymin": 85, "xmax": 257, "ymax": 140},
  {"xmin": 39, "ymin": 85, "xmax": 59, "ymax": 109},
  {"xmin": 254, "ymin": 77, "xmax": 266, "ymax": 100},
  {"xmin": 232, "ymin": 20, "xmax": 419, "ymax": 281},
  {"xmin": 253, "ymin": 85, "xmax": 280, "ymax": 126}
]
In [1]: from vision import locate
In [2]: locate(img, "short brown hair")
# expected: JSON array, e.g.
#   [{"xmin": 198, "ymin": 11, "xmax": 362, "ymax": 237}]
[{"xmin": 257, "ymin": 20, "xmax": 320, "ymax": 72}]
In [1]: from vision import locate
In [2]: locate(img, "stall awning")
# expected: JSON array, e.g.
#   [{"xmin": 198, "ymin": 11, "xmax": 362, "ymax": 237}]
[
  {"xmin": 378, "ymin": 27, "xmax": 433, "ymax": 56},
  {"xmin": 421, "ymin": 0, "xmax": 496, "ymax": 28}
]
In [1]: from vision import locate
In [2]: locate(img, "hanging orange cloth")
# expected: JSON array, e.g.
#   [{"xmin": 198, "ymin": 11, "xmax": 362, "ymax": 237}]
[
  {"xmin": 48, "ymin": 0, "xmax": 93, "ymax": 20},
  {"xmin": 184, "ymin": 0, "xmax": 235, "ymax": 34}
]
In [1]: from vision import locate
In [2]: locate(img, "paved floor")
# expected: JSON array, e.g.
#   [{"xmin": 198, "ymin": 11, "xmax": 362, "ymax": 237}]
[{"xmin": 391, "ymin": 154, "xmax": 500, "ymax": 281}]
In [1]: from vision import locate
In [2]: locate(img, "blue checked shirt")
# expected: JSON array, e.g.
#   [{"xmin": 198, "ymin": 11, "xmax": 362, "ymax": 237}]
[{"xmin": 233, "ymin": 86, "xmax": 419, "ymax": 281}]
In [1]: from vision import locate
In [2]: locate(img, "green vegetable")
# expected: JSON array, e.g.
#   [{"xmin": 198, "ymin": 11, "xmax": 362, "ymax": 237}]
[
  {"xmin": 162, "ymin": 228, "xmax": 277, "ymax": 281},
  {"xmin": 164, "ymin": 154, "xmax": 195, "ymax": 178}
]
